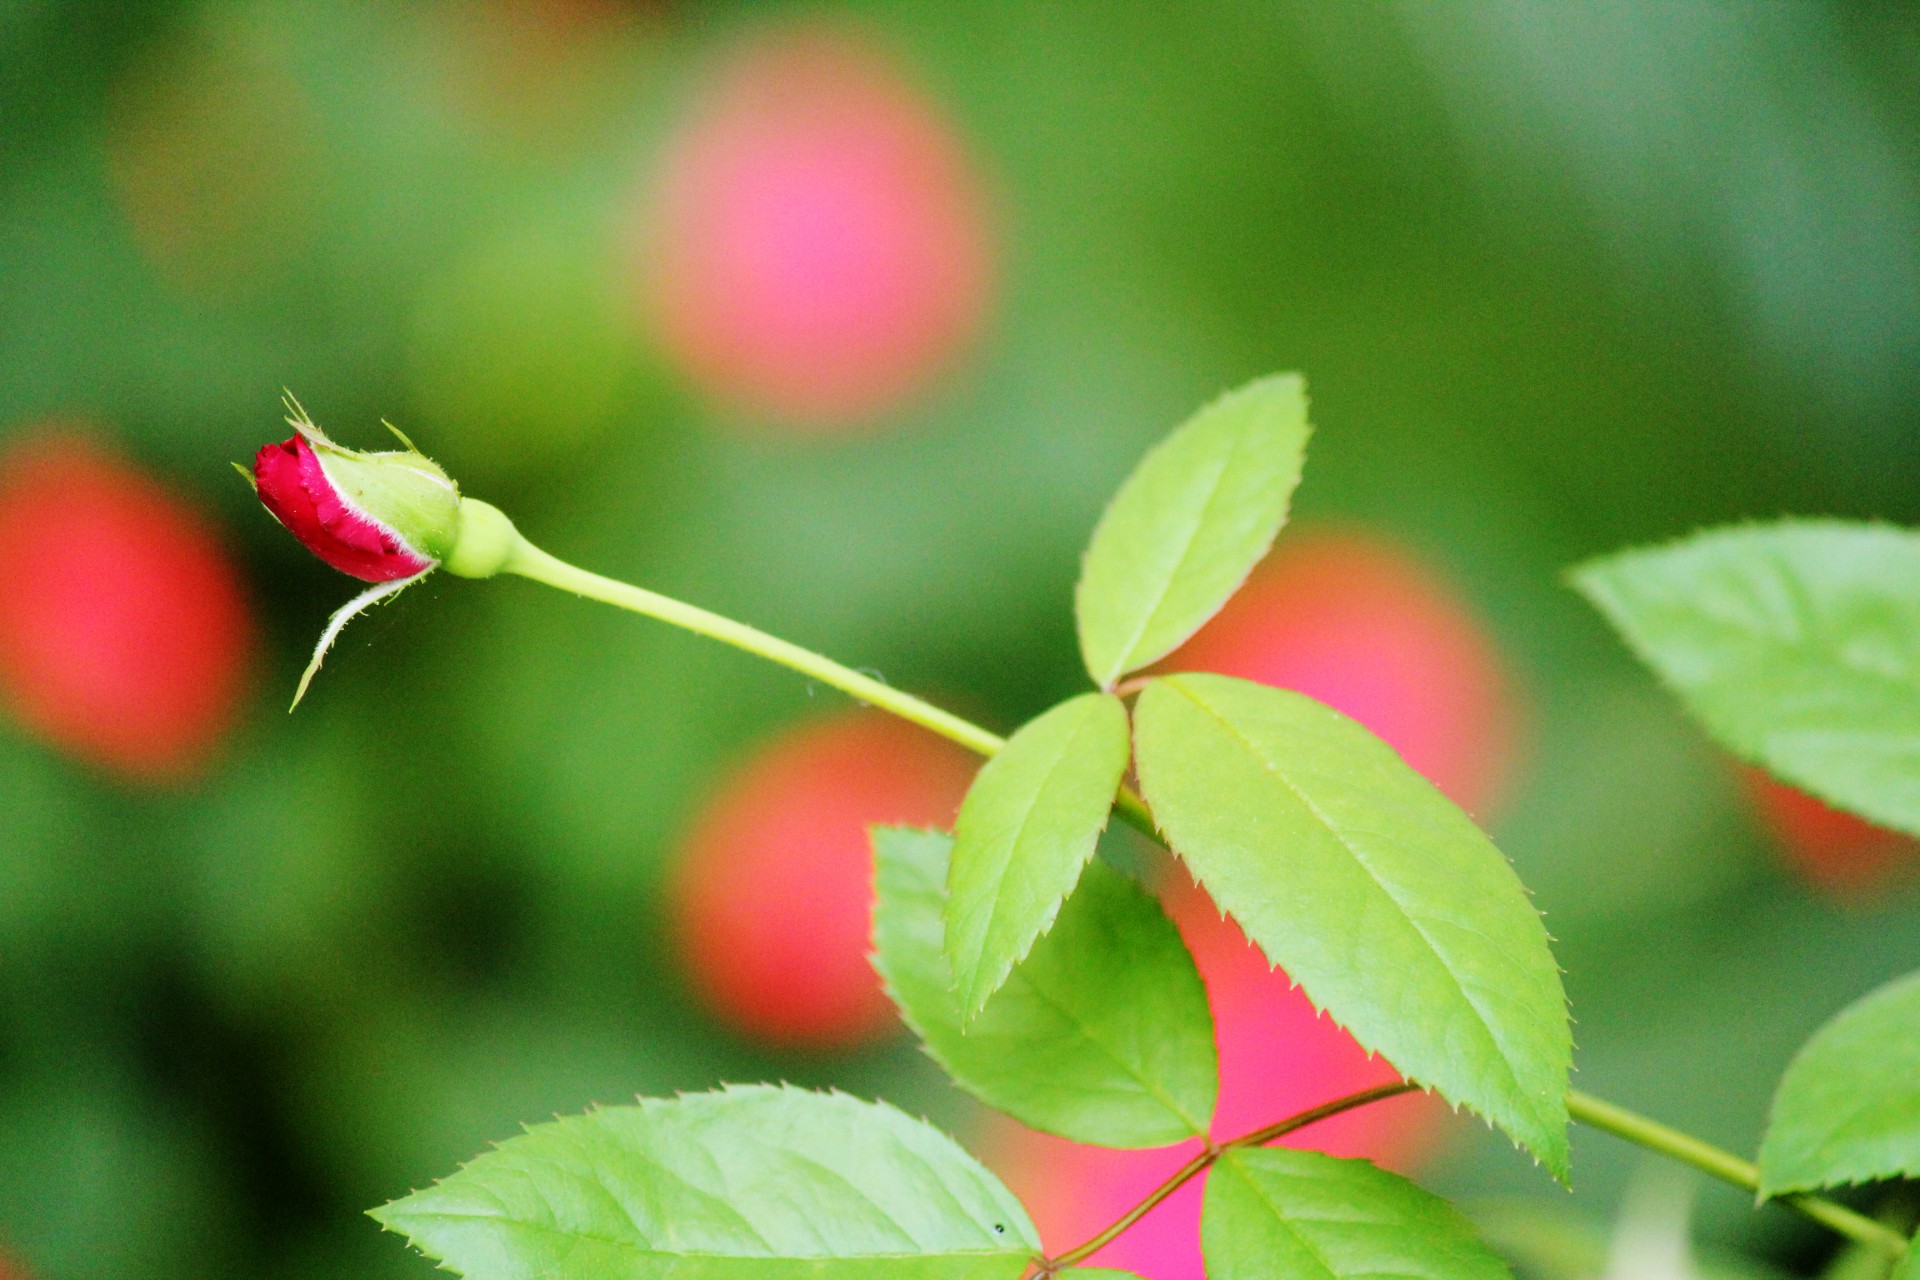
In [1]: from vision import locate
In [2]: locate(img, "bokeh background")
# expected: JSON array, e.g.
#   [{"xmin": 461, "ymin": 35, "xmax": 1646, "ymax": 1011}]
[{"xmin": 2, "ymin": 3, "xmax": 1918, "ymax": 1277}]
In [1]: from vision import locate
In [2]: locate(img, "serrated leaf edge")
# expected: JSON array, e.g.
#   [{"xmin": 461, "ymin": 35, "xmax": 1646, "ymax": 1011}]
[
  {"xmin": 1076, "ymin": 374, "xmax": 1311, "ymax": 690},
  {"xmin": 371, "ymin": 1082, "xmax": 1037, "ymax": 1266},
  {"xmin": 1140, "ymin": 675, "xmax": 1572, "ymax": 1180},
  {"xmin": 947, "ymin": 694, "xmax": 1130, "ymax": 1021},
  {"xmin": 873, "ymin": 826, "xmax": 1215, "ymax": 1144},
  {"xmin": 1755, "ymin": 970, "xmax": 1920, "ymax": 1200},
  {"xmin": 1569, "ymin": 518, "xmax": 1920, "ymax": 837}
]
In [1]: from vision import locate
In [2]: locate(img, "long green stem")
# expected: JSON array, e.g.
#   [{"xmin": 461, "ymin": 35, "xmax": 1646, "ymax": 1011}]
[
  {"xmin": 500, "ymin": 533, "xmax": 1909, "ymax": 1267},
  {"xmin": 509, "ymin": 539, "xmax": 1006, "ymax": 756},
  {"xmin": 505, "ymin": 537, "xmax": 1162, "ymax": 838},
  {"xmin": 1568, "ymin": 1091, "xmax": 1909, "ymax": 1260}
]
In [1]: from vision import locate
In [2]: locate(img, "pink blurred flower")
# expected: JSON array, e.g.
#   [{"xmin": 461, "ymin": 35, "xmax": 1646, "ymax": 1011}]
[
  {"xmin": 1160, "ymin": 526, "xmax": 1525, "ymax": 818},
  {"xmin": 638, "ymin": 24, "xmax": 995, "ymax": 431},
  {"xmin": 983, "ymin": 529, "xmax": 1518, "ymax": 1275}
]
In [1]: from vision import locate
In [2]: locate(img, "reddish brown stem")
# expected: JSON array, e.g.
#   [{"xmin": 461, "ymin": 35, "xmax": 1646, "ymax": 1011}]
[{"xmin": 1033, "ymin": 1080, "xmax": 1421, "ymax": 1274}]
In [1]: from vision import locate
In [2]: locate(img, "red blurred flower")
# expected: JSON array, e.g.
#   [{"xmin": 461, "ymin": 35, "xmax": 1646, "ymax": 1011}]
[
  {"xmin": 1160, "ymin": 527, "xmax": 1525, "ymax": 818},
  {"xmin": 638, "ymin": 23, "xmax": 995, "ymax": 431},
  {"xmin": 1741, "ymin": 767, "xmax": 1917, "ymax": 898},
  {"xmin": 0, "ymin": 429, "xmax": 254, "ymax": 783},
  {"xmin": 667, "ymin": 710, "xmax": 976, "ymax": 1050}
]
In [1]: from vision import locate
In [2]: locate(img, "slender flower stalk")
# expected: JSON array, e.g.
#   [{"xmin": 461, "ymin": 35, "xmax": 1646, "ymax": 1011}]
[
  {"xmin": 448, "ymin": 499, "xmax": 1162, "ymax": 839},
  {"xmin": 512, "ymin": 533, "xmax": 1005, "ymax": 758},
  {"xmin": 243, "ymin": 405, "xmax": 1157, "ymax": 822}
]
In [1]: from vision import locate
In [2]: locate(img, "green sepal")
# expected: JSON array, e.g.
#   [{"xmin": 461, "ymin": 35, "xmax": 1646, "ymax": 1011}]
[{"xmin": 289, "ymin": 397, "xmax": 463, "ymax": 562}]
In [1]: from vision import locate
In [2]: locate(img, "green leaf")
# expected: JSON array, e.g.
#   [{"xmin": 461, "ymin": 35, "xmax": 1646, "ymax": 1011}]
[
  {"xmin": 1573, "ymin": 521, "xmax": 1920, "ymax": 837},
  {"xmin": 946, "ymin": 693, "xmax": 1132, "ymax": 1019},
  {"xmin": 1075, "ymin": 374, "xmax": 1311, "ymax": 689},
  {"xmin": 1757, "ymin": 970, "xmax": 1920, "ymax": 1197},
  {"xmin": 1203, "ymin": 1148, "xmax": 1513, "ymax": 1280},
  {"xmin": 370, "ymin": 1084, "xmax": 1038, "ymax": 1279},
  {"xmin": 873, "ymin": 827, "xmax": 1217, "ymax": 1148},
  {"xmin": 1133, "ymin": 674, "xmax": 1572, "ymax": 1178}
]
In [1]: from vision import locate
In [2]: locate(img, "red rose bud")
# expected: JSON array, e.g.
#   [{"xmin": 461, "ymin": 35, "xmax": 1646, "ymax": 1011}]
[
  {"xmin": 252, "ymin": 403, "xmax": 459, "ymax": 581},
  {"xmin": 247, "ymin": 398, "xmax": 520, "ymax": 706}
]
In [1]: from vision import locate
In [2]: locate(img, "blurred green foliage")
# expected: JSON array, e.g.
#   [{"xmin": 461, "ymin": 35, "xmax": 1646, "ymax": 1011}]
[{"xmin": 1, "ymin": 2, "xmax": 1918, "ymax": 1276}]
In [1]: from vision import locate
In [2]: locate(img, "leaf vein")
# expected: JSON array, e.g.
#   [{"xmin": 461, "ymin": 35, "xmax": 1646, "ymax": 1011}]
[
  {"xmin": 1102, "ymin": 428, "xmax": 1246, "ymax": 683},
  {"xmin": 1167, "ymin": 680, "xmax": 1533, "ymax": 1110}
]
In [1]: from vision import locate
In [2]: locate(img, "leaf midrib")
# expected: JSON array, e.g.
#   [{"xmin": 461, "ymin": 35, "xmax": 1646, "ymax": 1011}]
[
  {"xmin": 385, "ymin": 1210, "xmax": 1029, "ymax": 1264},
  {"xmin": 1772, "ymin": 1083, "xmax": 1920, "ymax": 1179},
  {"xmin": 1095, "ymin": 423, "xmax": 1252, "ymax": 686},
  {"xmin": 1162, "ymin": 679, "xmax": 1541, "ymax": 1124},
  {"xmin": 1007, "ymin": 935, "xmax": 1211, "ymax": 1138},
  {"xmin": 1592, "ymin": 555, "xmax": 1920, "ymax": 710},
  {"xmin": 1219, "ymin": 1157, "xmax": 1345, "ymax": 1280},
  {"xmin": 953, "ymin": 699, "xmax": 1112, "ymax": 1009},
  {"xmin": 886, "ymin": 850, "xmax": 1210, "ymax": 1143}
]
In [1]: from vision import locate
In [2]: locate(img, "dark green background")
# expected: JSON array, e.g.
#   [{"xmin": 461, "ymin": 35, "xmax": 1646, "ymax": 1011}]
[{"xmin": 1, "ymin": 2, "xmax": 1916, "ymax": 1275}]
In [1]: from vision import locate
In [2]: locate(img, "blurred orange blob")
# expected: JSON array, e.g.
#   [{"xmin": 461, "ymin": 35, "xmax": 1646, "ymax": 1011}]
[
  {"xmin": 423, "ymin": 0, "xmax": 662, "ymax": 152},
  {"xmin": 980, "ymin": 876, "xmax": 1443, "ymax": 1279},
  {"xmin": 638, "ymin": 24, "xmax": 995, "ymax": 431},
  {"xmin": 1741, "ymin": 768, "xmax": 1917, "ymax": 898},
  {"xmin": 1159, "ymin": 527, "xmax": 1524, "ymax": 818},
  {"xmin": 0, "ymin": 431, "xmax": 254, "ymax": 783},
  {"xmin": 667, "ymin": 710, "xmax": 976, "ymax": 1050},
  {"xmin": 103, "ymin": 24, "xmax": 318, "ymax": 296}
]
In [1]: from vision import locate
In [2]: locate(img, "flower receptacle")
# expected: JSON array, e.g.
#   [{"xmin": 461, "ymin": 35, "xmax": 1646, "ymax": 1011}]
[{"xmin": 443, "ymin": 499, "xmax": 520, "ymax": 580}]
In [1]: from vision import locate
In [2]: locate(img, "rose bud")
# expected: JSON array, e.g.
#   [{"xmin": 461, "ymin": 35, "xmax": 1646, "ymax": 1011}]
[
  {"xmin": 252, "ymin": 400, "xmax": 460, "ymax": 581},
  {"xmin": 247, "ymin": 396, "xmax": 517, "ymax": 706}
]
